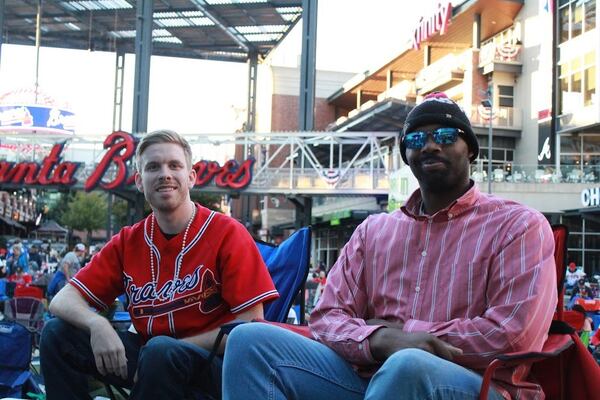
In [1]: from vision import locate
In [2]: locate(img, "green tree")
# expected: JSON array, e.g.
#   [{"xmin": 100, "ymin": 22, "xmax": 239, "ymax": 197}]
[
  {"xmin": 192, "ymin": 192, "xmax": 223, "ymax": 213},
  {"xmin": 61, "ymin": 191, "xmax": 107, "ymax": 242},
  {"xmin": 45, "ymin": 190, "xmax": 75, "ymax": 222}
]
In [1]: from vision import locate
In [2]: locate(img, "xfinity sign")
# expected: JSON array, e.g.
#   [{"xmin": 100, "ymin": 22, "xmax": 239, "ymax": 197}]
[
  {"xmin": 412, "ymin": 1, "xmax": 453, "ymax": 50},
  {"xmin": 581, "ymin": 187, "xmax": 600, "ymax": 207}
]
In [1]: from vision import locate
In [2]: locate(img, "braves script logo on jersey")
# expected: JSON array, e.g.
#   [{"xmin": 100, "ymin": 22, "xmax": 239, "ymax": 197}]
[
  {"xmin": 124, "ymin": 265, "xmax": 203, "ymax": 304},
  {"xmin": 125, "ymin": 266, "xmax": 224, "ymax": 318}
]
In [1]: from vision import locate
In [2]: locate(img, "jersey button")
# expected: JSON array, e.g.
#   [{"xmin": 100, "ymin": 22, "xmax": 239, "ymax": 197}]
[{"xmin": 421, "ymin": 250, "xmax": 427, "ymax": 257}]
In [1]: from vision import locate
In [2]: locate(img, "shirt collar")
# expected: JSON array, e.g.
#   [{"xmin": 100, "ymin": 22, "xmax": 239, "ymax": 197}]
[{"xmin": 400, "ymin": 180, "xmax": 480, "ymax": 221}]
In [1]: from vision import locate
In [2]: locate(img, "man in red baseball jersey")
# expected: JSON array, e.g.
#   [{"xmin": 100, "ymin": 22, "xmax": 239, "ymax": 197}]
[{"xmin": 40, "ymin": 130, "xmax": 278, "ymax": 400}]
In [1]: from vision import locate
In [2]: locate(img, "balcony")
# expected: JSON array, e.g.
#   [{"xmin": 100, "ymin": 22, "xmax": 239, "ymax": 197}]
[
  {"xmin": 415, "ymin": 52, "xmax": 466, "ymax": 94},
  {"xmin": 470, "ymin": 163, "xmax": 600, "ymax": 184},
  {"xmin": 478, "ymin": 42, "xmax": 522, "ymax": 75},
  {"xmin": 377, "ymin": 80, "xmax": 417, "ymax": 103},
  {"xmin": 468, "ymin": 105, "xmax": 522, "ymax": 130}
]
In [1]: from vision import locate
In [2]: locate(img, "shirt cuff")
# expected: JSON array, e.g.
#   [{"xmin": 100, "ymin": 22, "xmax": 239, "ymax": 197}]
[{"xmin": 355, "ymin": 325, "xmax": 386, "ymax": 363}]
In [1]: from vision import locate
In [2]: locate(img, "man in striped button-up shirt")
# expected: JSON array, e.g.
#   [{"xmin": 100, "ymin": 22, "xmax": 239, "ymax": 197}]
[{"xmin": 223, "ymin": 93, "xmax": 556, "ymax": 400}]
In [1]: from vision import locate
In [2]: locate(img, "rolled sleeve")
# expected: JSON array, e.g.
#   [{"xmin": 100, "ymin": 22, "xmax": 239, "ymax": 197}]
[{"xmin": 310, "ymin": 221, "xmax": 382, "ymax": 366}]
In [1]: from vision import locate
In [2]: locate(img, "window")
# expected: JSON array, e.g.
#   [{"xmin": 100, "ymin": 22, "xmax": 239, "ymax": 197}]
[
  {"xmin": 584, "ymin": 52, "xmax": 596, "ymax": 105},
  {"xmin": 583, "ymin": 135, "xmax": 600, "ymax": 153},
  {"xmin": 563, "ymin": 215, "xmax": 583, "ymax": 232},
  {"xmin": 498, "ymin": 85, "xmax": 514, "ymax": 107},
  {"xmin": 585, "ymin": 0, "xmax": 596, "ymax": 31},
  {"xmin": 572, "ymin": 1, "xmax": 584, "ymax": 38},
  {"xmin": 584, "ymin": 66, "xmax": 597, "ymax": 105},
  {"xmin": 559, "ymin": 0, "xmax": 597, "ymax": 43},
  {"xmin": 558, "ymin": 52, "xmax": 597, "ymax": 113},
  {"xmin": 560, "ymin": 6, "xmax": 571, "ymax": 43}
]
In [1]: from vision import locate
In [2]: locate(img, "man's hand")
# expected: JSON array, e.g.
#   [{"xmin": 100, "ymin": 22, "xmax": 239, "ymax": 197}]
[
  {"xmin": 88, "ymin": 317, "xmax": 128, "ymax": 380},
  {"xmin": 369, "ymin": 327, "xmax": 462, "ymax": 362}
]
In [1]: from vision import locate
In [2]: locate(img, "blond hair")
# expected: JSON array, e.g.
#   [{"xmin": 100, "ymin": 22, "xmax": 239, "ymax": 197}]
[{"xmin": 135, "ymin": 129, "xmax": 193, "ymax": 172}]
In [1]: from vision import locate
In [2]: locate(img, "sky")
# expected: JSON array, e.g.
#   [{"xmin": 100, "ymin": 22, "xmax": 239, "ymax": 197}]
[{"xmin": 0, "ymin": 0, "xmax": 424, "ymax": 160}]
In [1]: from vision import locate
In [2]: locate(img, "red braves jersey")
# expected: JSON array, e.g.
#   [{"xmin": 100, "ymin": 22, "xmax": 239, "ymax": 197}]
[{"xmin": 71, "ymin": 204, "xmax": 278, "ymax": 343}]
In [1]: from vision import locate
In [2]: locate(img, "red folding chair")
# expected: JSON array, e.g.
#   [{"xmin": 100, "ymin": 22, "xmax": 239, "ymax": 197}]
[
  {"xmin": 479, "ymin": 225, "xmax": 600, "ymax": 400},
  {"xmin": 13, "ymin": 286, "xmax": 44, "ymax": 300}
]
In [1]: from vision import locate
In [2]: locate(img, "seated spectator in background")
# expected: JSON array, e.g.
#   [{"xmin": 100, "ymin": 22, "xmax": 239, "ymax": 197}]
[
  {"xmin": 8, "ymin": 266, "xmax": 32, "ymax": 289},
  {"xmin": 0, "ymin": 261, "xmax": 7, "ymax": 279},
  {"xmin": 6, "ymin": 243, "xmax": 29, "ymax": 274},
  {"xmin": 565, "ymin": 262, "xmax": 585, "ymax": 294},
  {"xmin": 28, "ymin": 245, "xmax": 43, "ymax": 272},
  {"xmin": 222, "ymin": 93, "xmax": 557, "ymax": 400},
  {"xmin": 311, "ymin": 270, "xmax": 327, "ymax": 307},
  {"xmin": 48, "ymin": 249, "xmax": 59, "ymax": 264},
  {"xmin": 589, "ymin": 277, "xmax": 599, "ymax": 298},
  {"xmin": 47, "ymin": 243, "xmax": 86, "ymax": 297},
  {"xmin": 83, "ymin": 243, "xmax": 103, "ymax": 266},
  {"xmin": 568, "ymin": 278, "xmax": 594, "ymax": 309}
]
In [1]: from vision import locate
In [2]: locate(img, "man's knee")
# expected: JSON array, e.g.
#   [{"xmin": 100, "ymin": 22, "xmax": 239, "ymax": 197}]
[
  {"xmin": 41, "ymin": 318, "xmax": 74, "ymax": 349},
  {"xmin": 227, "ymin": 323, "xmax": 277, "ymax": 359},
  {"xmin": 381, "ymin": 349, "xmax": 437, "ymax": 379},
  {"xmin": 139, "ymin": 335, "xmax": 180, "ymax": 363}
]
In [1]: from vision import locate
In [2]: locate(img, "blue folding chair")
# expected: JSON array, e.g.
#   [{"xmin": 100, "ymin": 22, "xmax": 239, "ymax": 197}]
[
  {"xmin": 257, "ymin": 227, "xmax": 312, "ymax": 324},
  {"xmin": 0, "ymin": 280, "xmax": 9, "ymax": 302},
  {"xmin": 0, "ymin": 321, "xmax": 43, "ymax": 398}
]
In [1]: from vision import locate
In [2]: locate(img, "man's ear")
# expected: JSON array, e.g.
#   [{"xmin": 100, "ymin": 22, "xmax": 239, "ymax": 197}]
[
  {"xmin": 134, "ymin": 172, "xmax": 144, "ymax": 193},
  {"xmin": 188, "ymin": 167, "xmax": 196, "ymax": 190}
]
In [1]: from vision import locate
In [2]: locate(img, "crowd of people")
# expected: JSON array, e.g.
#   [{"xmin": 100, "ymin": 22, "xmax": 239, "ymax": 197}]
[
  {"xmin": 563, "ymin": 261, "xmax": 600, "ymax": 360},
  {"xmin": 0, "ymin": 239, "xmax": 102, "ymax": 304}
]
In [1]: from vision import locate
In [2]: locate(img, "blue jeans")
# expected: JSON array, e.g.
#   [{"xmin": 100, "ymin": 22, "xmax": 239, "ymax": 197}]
[
  {"xmin": 40, "ymin": 318, "xmax": 222, "ymax": 400},
  {"xmin": 222, "ymin": 323, "xmax": 504, "ymax": 400}
]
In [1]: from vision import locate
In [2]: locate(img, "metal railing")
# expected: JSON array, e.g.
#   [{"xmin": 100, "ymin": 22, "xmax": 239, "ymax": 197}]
[{"xmin": 470, "ymin": 163, "xmax": 600, "ymax": 184}]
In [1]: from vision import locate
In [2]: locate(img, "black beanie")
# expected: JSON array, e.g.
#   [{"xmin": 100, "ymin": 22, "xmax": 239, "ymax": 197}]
[{"xmin": 401, "ymin": 92, "xmax": 479, "ymax": 164}]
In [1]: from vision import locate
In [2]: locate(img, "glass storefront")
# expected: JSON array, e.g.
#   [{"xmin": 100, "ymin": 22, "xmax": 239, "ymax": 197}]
[
  {"xmin": 560, "ymin": 133, "xmax": 600, "ymax": 181},
  {"xmin": 562, "ymin": 213, "xmax": 600, "ymax": 275}
]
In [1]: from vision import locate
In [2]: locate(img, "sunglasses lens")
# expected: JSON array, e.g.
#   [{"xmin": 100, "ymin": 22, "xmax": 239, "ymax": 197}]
[
  {"xmin": 404, "ymin": 132, "xmax": 426, "ymax": 149},
  {"xmin": 434, "ymin": 128, "xmax": 459, "ymax": 144}
]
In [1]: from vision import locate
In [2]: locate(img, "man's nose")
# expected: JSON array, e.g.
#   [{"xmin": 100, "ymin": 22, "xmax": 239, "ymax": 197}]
[
  {"xmin": 157, "ymin": 165, "xmax": 172, "ymax": 179},
  {"xmin": 421, "ymin": 134, "xmax": 442, "ymax": 152}
]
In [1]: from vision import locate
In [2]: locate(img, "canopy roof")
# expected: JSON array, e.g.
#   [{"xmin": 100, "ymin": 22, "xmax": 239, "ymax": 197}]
[
  {"xmin": 35, "ymin": 219, "xmax": 68, "ymax": 234},
  {"xmin": 2, "ymin": 0, "xmax": 302, "ymax": 62}
]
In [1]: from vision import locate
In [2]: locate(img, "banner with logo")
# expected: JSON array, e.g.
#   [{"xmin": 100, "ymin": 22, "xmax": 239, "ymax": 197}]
[
  {"xmin": 537, "ymin": 115, "xmax": 554, "ymax": 165},
  {"xmin": 0, "ymin": 105, "xmax": 76, "ymax": 135}
]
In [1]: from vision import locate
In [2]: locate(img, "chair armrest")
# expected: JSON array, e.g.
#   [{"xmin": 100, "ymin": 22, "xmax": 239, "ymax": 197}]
[{"xmin": 479, "ymin": 335, "xmax": 574, "ymax": 400}]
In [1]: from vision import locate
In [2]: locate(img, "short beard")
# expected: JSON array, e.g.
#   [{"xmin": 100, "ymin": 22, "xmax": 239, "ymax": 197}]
[{"xmin": 418, "ymin": 174, "xmax": 457, "ymax": 193}]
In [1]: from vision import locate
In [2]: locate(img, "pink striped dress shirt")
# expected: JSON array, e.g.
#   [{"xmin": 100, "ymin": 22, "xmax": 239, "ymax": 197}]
[{"xmin": 310, "ymin": 184, "xmax": 557, "ymax": 399}]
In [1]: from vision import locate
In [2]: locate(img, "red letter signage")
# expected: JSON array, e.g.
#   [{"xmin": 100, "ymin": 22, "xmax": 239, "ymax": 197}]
[
  {"xmin": 412, "ymin": 1, "xmax": 452, "ymax": 50},
  {"xmin": 0, "ymin": 142, "xmax": 81, "ymax": 186},
  {"xmin": 0, "ymin": 131, "xmax": 254, "ymax": 192},
  {"xmin": 84, "ymin": 131, "xmax": 136, "ymax": 191}
]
